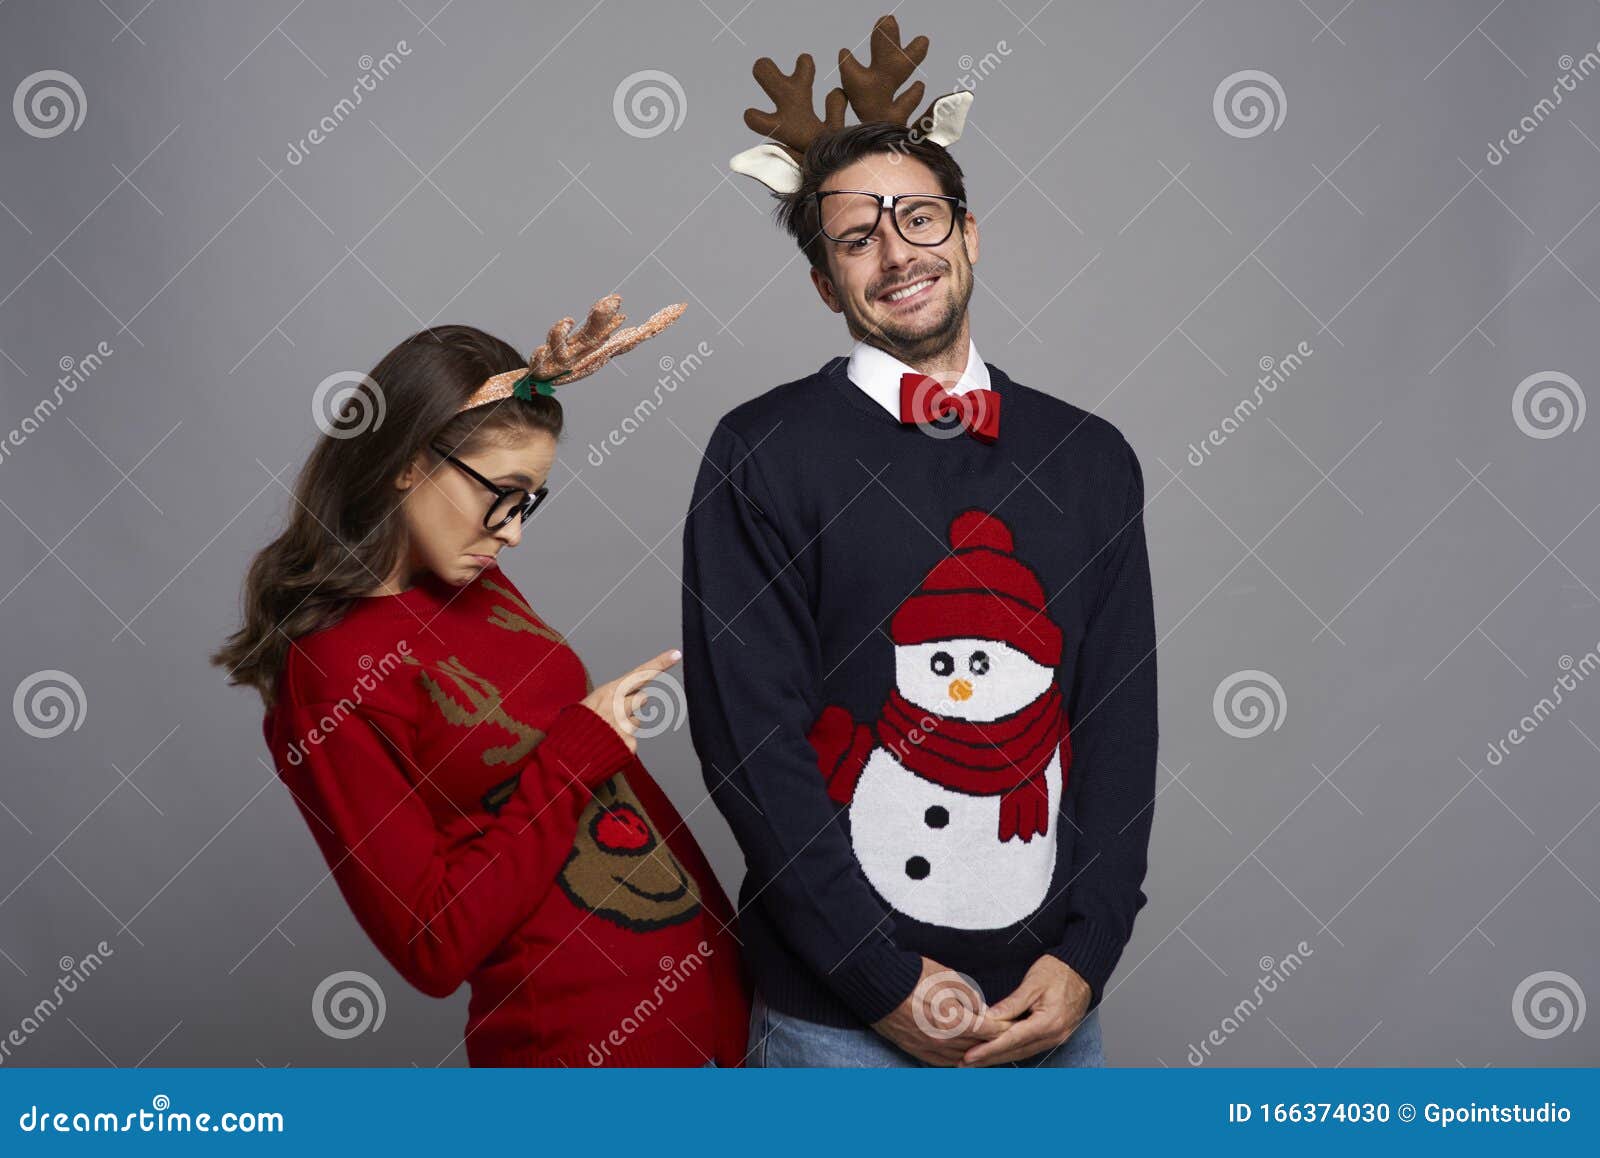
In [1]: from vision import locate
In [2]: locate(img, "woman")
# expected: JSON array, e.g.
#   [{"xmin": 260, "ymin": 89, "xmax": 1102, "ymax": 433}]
[{"xmin": 212, "ymin": 295, "xmax": 750, "ymax": 1067}]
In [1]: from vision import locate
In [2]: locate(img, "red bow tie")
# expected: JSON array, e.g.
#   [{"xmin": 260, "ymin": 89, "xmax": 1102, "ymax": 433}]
[{"xmin": 898, "ymin": 373, "xmax": 1000, "ymax": 443}]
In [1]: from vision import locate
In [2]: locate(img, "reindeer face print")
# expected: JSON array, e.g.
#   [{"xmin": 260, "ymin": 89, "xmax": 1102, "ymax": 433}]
[
  {"xmin": 402, "ymin": 579, "xmax": 691, "ymax": 928},
  {"xmin": 558, "ymin": 775, "xmax": 702, "ymax": 931},
  {"xmin": 894, "ymin": 638, "xmax": 1054, "ymax": 723},
  {"xmin": 403, "ymin": 648, "xmax": 700, "ymax": 930}
]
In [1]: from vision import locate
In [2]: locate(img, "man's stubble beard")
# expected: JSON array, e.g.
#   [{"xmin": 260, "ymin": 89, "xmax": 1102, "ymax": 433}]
[{"xmin": 841, "ymin": 256, "xmax": 974, "ymax": 366}]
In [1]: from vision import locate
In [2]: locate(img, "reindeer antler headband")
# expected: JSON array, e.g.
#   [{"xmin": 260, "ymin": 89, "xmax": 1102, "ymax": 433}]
[
  {"xmin": 459, "ymin": 293, "xmax": 687, "ymax": 412},
  {"xmin": 729, "ymin": 14, "xmax": 974, "ymax": 196}
]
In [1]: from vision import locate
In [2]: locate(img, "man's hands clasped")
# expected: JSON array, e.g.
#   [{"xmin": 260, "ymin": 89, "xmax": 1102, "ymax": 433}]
[{"xmin": 872, "ymin": 954, "xmax": 1091, "ymax": 1067}]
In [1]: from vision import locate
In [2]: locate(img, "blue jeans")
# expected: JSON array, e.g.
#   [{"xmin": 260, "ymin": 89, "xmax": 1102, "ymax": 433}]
[{"xmin": 746, "ymin": 989, "xmax": 1106, "ymax": 1067}]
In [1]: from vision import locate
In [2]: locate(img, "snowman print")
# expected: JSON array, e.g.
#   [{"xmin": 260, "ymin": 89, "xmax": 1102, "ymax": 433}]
[{"xmin": 808, "ymin": 509, "xmax": 1072, "ymax": 931}]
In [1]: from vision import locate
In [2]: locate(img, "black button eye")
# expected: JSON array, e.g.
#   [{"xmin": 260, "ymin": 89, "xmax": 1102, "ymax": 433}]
[
  {"xmin": 969, "ymin": 651, "xmax": 990, "ymax": 676},
  {"xmin": 930, "ymin": 651, "xmax": 954, "ymax": 676}
]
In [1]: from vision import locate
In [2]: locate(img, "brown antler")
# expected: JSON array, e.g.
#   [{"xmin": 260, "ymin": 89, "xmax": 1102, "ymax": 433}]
[
  {"xmin": 730, "ymin": 14, "xmax": 974, "ymax": 195},
  {"xmin": 744, "ymin": 52, "xmax": 848, "ymax": 161},
  {"xmin": 454, "ymin": 293, "xmax": 688, "ymax": 411},
  {"xmin": 558, "ymin": 302, "xmax": 686, "ymax": 383},
  {"xmin": 527, "ymin": 293, "xmax": 626, "ymax": 381},
  {"xmin": 525, "ymin": 294, "xmax": 687, "ymax": 387},
  {"xmin": 838, "ymin": 14, "xmax": 928, "ymax": 125}
]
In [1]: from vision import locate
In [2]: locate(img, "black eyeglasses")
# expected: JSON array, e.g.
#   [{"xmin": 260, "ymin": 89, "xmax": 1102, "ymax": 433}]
[
  {"xmin": 814, "ymin": 190, "xmax": 967, "ymax": 251},
  {"xmin": 429, "ymin": 442, "xmax": 548, "ymax": 530}
]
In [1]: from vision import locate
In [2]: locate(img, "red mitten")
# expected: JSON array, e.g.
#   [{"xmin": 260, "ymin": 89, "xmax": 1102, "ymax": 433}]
[{"xmin": 807, "ymin": 704, "xmax": 872, "ymax": 805}]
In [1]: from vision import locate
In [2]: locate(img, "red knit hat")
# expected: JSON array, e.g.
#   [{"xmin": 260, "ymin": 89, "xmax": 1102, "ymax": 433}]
[{"xmin": 889, "ymin": 509, "xmax": 1063, "ymax": 668}]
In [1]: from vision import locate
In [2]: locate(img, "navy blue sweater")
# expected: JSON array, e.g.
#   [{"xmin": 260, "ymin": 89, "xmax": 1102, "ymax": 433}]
[{"xmin": 681, "ymin": 355, "xmax": 1158, "ymax": 1028}]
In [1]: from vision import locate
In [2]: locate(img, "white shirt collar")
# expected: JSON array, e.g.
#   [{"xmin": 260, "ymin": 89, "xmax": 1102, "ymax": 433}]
[{"xmin": 845, "ymin": 337, "xmax": 990, "ymax": 418}]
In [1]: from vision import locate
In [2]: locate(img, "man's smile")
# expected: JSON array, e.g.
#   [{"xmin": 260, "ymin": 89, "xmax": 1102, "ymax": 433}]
[{"xmin": 876, "ymin": 274, "xmax": 941, "ymax": 309}]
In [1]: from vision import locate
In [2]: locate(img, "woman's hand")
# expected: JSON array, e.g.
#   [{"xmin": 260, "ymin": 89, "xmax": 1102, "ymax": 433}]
[{"xmin": 580, "ymin": 648, "xmax": 682, "ymax": 753}]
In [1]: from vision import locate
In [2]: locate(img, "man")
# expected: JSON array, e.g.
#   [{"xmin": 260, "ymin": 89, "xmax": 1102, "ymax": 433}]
[{"xmin": 681, "ymin": 23, "xmax": 1157, "ymax": 1068}]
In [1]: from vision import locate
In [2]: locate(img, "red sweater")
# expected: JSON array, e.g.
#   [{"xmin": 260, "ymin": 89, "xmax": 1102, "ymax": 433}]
[{"xmin": 261, "ymin": 564, "xmax": 750, "ymax": 1067}]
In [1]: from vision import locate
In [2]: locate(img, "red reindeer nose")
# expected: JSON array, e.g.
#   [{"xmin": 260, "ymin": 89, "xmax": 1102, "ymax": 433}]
[{"xmin": 594, "ymin": 804, "xmax": 651, "ymax": 852}]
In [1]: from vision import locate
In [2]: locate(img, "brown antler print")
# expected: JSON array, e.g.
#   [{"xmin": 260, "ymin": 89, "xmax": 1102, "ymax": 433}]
[
  {"xmin": 405, "ymin": 654, "xmax": 542, "ymax": 766},
  {"xmin": 481, "ymin": 577, "xmax": 566, "ymax": 646},
  {"xmin": 478, "ymin": 578, "xmax": 594, "ymax": 711}
]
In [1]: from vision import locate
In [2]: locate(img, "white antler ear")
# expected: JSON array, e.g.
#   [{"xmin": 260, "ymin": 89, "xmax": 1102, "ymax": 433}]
[
  {"xmin": 922, "ymin": 90, "xmax": 973, "ymax": 147},
  {"xmin": 730, "ymin": 144, "xmax": 803, "ymax": 195}
]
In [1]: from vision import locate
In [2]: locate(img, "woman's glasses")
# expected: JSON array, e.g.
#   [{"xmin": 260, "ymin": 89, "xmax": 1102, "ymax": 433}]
[{"xmin": 429, "ymin": 443, "xmax": 548, "ymax": 531}]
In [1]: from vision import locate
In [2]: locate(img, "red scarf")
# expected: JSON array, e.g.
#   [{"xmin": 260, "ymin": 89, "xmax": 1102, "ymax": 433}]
[{"xmin": 874, "ymin": 684, "xmax": 1067, "ymax": 843}]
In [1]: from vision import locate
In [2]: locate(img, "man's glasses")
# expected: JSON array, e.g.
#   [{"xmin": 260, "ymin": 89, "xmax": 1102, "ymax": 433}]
[
  {"xmin": 430, "ymin": 443, "xmax": 548, "ymax": 531},
  {"xmin": 814, "ymin": 191, "xmax": 967, "ymax": 252}
]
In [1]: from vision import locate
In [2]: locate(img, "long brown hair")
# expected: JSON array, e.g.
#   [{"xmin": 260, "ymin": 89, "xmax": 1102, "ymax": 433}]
[{"xmin": 211, "ymin": 324, "xmax": 561, "ymax": 709}]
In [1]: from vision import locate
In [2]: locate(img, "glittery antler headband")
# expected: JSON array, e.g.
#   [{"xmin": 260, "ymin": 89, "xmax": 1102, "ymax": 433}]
[
  {"xmin": 458, "ymin": 293, "xmax": 687, "ymax": 412},
  {"xmin": 729, "ymin": 14, "xmax": 974, "ymax": 196}
]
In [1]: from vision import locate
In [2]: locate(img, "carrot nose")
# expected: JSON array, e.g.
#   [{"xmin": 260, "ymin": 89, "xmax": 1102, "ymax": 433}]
[{"xmin": 948, "ymin": 678, "xmax": 973, "ymax": 702}]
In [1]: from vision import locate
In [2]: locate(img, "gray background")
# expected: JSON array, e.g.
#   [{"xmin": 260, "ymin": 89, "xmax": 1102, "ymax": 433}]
[{"xmin": 2, "ymin": 0, "xmax": 1597, "ymax": 1067}]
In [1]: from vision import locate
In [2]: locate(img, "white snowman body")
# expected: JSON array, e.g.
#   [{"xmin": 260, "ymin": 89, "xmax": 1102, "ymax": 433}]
[{"xmin": 848, "ymin": 637, "xmax": 1062, "ymax": 931}]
